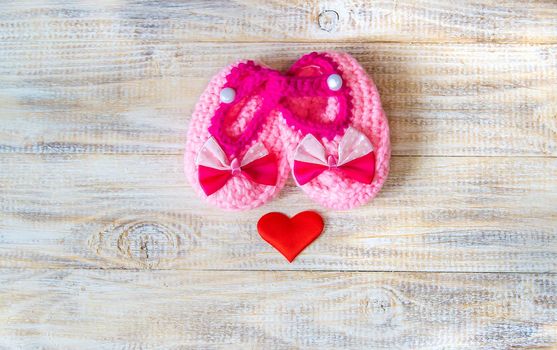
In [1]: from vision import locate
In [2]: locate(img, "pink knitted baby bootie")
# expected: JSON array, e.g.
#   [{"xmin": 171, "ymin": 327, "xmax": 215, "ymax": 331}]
[
  {"xmin": 278, "ymin": 52, "xmax": 391, "ymax": 210},
  {"xmin": 184, "ymin": 61, "xmax": 288, "ymax": 210}
]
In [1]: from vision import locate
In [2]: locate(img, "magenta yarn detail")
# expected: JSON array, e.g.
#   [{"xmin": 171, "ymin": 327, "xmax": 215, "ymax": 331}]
[
  {"xmin": 207, "ymin": 54, "xmax": 352, "ymax": 156},
  {"xmin": 208, "ymin": 61, "xmax": 283, "ymax": 157},
  {"xmin": 279, "ymin": 52, "xmax": 353, "ymax": 140}
]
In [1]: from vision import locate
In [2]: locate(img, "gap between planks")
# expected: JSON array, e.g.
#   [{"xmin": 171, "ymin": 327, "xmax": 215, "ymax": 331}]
[{"xmin": 2, "ymin": 267, "xmax": 554, "ymax": 274}]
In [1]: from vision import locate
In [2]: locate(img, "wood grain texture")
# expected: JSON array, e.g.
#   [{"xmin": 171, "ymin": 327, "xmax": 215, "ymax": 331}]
[
  {"xmin": 1, "ymin": 0, "xmax": 557, "ymax": 43},
  {"xmin": 0, "ymin": 43, "xmax": 556, "ymax": 156},
  {"xmin": 1, "ymin": 153, "xmax": 555, "ymax": 272},
  {"xmin": 0, "ymin": 270, "xmax": 555, "ymax": 349},
  {"xmin": 1, "ymin": 1, "xmax": 557, "ymax": 348}
]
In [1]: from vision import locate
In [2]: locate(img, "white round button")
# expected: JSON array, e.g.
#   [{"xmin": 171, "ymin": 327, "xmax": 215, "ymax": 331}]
[
  {"xmin": 220, "ymin": 87, "xmax": 236, "ymax": 103},
  {"xmin": 327, "ymin": 74, "xmax": 343, "ymax": 91}
]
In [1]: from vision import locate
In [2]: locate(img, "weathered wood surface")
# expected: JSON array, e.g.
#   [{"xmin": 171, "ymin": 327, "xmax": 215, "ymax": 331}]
[
  {"xmin": 1, "ymin": 43, "xmax": 556, "ymax": 156},
  {"xmin": 1, "ymin": 0, "xmax": 557, "ymax": 348},
  {"xmin": 1, "ymin": 0, "xmax": 557, "ymax": 43},
  {"xmin": 0, "ymin": 154, "xmax": 556, "ymax": 272},
  {"xmin": 0, "ymin": 270, "xmax": 555, "ymax": 349}
]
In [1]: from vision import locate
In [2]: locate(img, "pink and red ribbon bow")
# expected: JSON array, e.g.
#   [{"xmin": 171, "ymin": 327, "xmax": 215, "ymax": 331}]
[
  {"xmin": 196, "ymin": 137, "xmax": 278, "ymax": 196},
  {"xmin": 292, "ymin": 127, "xmax": 375, "ymax": 185}
]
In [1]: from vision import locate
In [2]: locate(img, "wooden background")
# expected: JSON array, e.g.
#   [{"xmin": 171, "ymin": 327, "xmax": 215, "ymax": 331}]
[{"xmin": 0, "ymin": 1, "xmax": 556, "ymax": 348}]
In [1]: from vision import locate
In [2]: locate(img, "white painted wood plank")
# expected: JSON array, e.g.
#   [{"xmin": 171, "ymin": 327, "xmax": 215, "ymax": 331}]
[
  {"xmin": 1, "ymin": 43, "xmax": 555, "ymax": 157},
  {"xmin": 1, "ymin": 0, "xmax": 556, "ymax": 43},
  {"xmin": 0, "ymin": 270, "xmax": 555, "ymax": 349},
  {"xmin": 0, "ymin": 153, "xmax": 555, "ymax": 272}
]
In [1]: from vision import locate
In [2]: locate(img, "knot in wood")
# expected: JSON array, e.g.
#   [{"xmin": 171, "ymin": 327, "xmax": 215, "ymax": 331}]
[
  {"xmin": 117, "ymin": 222, "xmax": 178, "ymax": 268},
  {"xmin": 360, "ymin": 288, "xmax": 400, "ymax": 325},
  {"xmin": 318, "ymin": 10, "xmax": 339, "ymax": 32}
]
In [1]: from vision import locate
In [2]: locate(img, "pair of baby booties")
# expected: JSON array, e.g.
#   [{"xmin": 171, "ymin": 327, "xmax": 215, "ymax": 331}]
[{"xmin": 184, "ymin": 51, "xmax": 390, "ymax": 211}]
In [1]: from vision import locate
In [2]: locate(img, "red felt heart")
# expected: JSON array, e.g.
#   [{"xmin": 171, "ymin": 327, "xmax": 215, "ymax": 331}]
[{"xmin": 257, "ymin": 211, "xmax": 324, "ymax": 262}]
